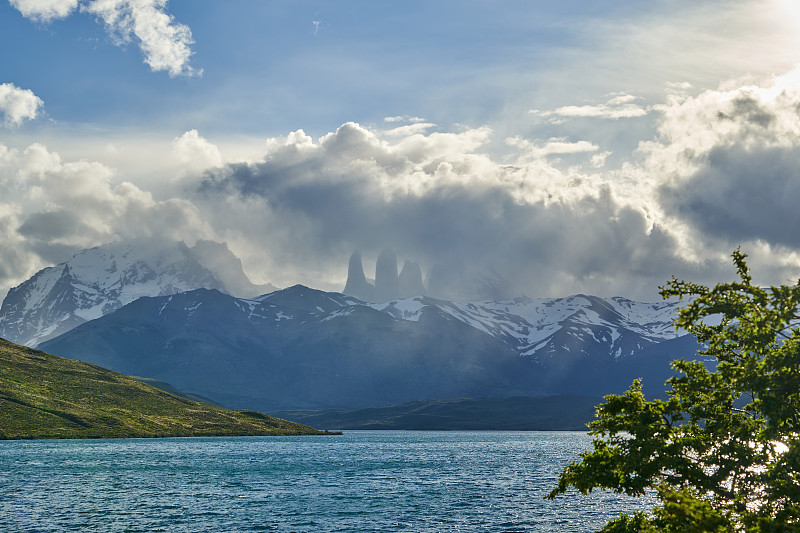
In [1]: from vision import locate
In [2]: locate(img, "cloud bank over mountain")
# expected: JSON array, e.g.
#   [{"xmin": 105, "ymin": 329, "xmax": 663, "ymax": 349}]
[
  {"xmin": 5, "ymin": 62, "xmax": 800, "ymax": 301},
  {"xmin": 3, "ymin": 1, "xmax": 800, "ymax": 301},
  {"xmin": 194, "ymin": 121, "xmax": 694, "ymax": 299}
]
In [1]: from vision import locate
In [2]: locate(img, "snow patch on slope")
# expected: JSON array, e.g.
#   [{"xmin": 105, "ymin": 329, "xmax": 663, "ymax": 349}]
[{"xmin": 0, "ymin": 240, "xmax": 244, "ymax": 346}]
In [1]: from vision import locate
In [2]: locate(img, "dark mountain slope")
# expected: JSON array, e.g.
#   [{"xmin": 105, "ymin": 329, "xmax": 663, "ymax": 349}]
[
  {"xmin": 41, "ymin": 288, "xmax": 536, "ymax": 411},
  {"xmin": 40, "ymin": 285, "xmax": 700, "ymax": 412}
]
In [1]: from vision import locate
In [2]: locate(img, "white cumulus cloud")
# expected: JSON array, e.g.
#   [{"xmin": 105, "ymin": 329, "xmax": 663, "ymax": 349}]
[
  {"xmin": 84, "ymin": 0, "xmax": 199, "ymax": 77},
  {"xmin": 0, "ymin": 141, "xmax": 213, "ymax": 289},
  {"xmin": 9, "ymin": 0, "xmax": 79, "ymax": 21},
  {"xmin": 537, "ymin": 94, "xmax": 650, "ymax": 121},
  {"xmin": 0, "ymin": 83, "xmax": 44, "ymax": 127},
  {"xmin": 172, "ymin": 130, "xmax": 223, "ymax": 173},
  {"xmin": 11, "ymin": 0, "xmax": 198, "ymax": 77},
  {"xmin": 384, "ymin": 116, "xmax": 427, "ymax": 124},
  {"xmin": 508, "ymin": 137, "xmax": 600, "ymax": 158}
]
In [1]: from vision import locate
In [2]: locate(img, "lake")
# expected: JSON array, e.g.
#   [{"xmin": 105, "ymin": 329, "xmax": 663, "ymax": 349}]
[{"xmin": 0, "ymin": 431, "xmax": 654, "ymax": 532}]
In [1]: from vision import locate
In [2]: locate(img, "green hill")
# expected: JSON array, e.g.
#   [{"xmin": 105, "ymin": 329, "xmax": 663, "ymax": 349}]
[{"xmin": 0, "ymin": 338, "xmax": 328, "ymax": 439}]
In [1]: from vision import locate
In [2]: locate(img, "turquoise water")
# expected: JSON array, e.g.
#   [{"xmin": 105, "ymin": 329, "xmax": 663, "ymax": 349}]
[{"xmin": 0, "ymin": 431, "xmax": 653, "ymax": 532}]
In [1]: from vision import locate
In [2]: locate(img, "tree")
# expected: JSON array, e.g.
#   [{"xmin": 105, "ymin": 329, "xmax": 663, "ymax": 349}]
[{"xmin": 547, "ymin": 249, "xmax": 800, "ymax": 532}]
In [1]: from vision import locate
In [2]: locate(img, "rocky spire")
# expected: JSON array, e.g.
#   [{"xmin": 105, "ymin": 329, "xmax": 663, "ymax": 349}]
[
  {"xmin": 398, "ymin": 260, "xmax": 426, "ymax": 298},
  {"xmin": 374, "ymin": 249, "xmax": 399, "ymax": 302},
  {"xmin": 343, "ymin": 250, "xmax": 374, "ymax": 302}
]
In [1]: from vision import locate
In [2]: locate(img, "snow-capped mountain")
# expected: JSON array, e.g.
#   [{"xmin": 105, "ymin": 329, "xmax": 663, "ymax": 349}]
[
  {"xmin": 0, "ymin": 239, "xmax": 275, "ymax": 347},
  {"xmin": 39, "ymin": 284, "xmax": 698, "ymax": 411},
  {"xmin": 370, "ymin": 294, "xmax": 682, "ymax": 363}
]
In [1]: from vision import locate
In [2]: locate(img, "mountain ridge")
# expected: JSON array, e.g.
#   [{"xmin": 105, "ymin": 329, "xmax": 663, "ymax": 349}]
[{"xmin": 39, "ymin": 284, "xmax": 698, "ymax": 412}]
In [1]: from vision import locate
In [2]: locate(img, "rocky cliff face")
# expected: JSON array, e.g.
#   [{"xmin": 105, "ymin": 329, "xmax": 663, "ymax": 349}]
[
  {"xmin": 344, "ymin": 249, "xmax": 427, "ymax": 302},
  {"xmin": 374, "ymin": 249, "xmax": 400, "ymax": 302},
  {"xmin": 342, "ymin": 249, "xmax": 510, "ymax": 302},
  {"xmin": 342, "ymin": 251, "xmax": 374, "ymax": 302},
  {"xmin": 398, "ymin": 260, "xmax": 425, "ymax": 299}
]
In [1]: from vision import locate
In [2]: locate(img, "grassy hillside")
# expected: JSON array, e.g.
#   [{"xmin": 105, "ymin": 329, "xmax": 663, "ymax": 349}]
[
  {"xmin": 131, "ymin": 376, "xmax": 223, "ymax": 406},
  {"xmin": 0, "ymin": 338, "xmax": 328, "ymax": 439}
]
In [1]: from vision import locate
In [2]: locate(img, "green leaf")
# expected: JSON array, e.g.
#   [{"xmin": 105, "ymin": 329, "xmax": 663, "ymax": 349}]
[{"xmin": 550, "ymin": 250, "xmax": 800, "ymax": 532}]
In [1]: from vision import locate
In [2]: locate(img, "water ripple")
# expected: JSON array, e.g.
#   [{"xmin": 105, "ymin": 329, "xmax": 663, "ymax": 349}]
[{"xmin": 0, "ymin": 431, "xmax": 655, "ymax": 532}]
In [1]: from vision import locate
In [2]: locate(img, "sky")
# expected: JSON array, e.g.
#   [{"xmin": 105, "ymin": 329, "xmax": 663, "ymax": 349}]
[{"xmin": 2, "ymin": 0, "xmax": 800, "ymax": 301}]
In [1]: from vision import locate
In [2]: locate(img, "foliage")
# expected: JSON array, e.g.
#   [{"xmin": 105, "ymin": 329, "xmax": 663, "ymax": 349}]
[
  {"xmin": 0, "ymin": 338, "xmax": 328, "ymax": 439},
  {"xmin": 547, "ymin": 249, "xmax": 800, "ymax": 532}
]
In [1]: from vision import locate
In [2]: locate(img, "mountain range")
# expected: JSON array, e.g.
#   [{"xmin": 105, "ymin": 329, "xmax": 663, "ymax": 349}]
[
  {"xmin": 1, "ymin": 240, "xmax": 701, "ymax": 415},
  {"xmin": 37, "ymin": 283, "xmax": 698, "ymax": 412}
]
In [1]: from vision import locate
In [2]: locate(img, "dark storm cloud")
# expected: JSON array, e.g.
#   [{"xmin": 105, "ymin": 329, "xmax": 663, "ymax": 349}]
[
  {"xmin": 198, "ymin": 124, "xmax": 694, "ymax": 298},
  {"xmin": 18, "ymin": 210, "xmax": 86, "ymax": 240},
  {"xmin": 716, "ymin": 95, "xmax": 776, "ymax": 128},
  {"xmin": 16, "ymin": 210, "xmax": 99, "ymax": 264},
  {"xmin": 659, "ymin": 146, "xmax": 800, "ymax": 247}
]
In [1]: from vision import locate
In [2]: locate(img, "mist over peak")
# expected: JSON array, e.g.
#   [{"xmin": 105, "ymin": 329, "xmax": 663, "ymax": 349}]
[
  {"xmin": 343, "ymin": 248, "xmax": 511, "ymax": 303},
  {"xmin": 398, "ymin": 259, "xmax": 425, "ymax": 299}
]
